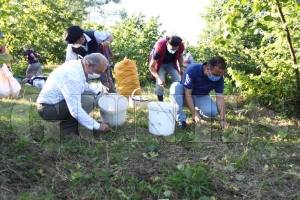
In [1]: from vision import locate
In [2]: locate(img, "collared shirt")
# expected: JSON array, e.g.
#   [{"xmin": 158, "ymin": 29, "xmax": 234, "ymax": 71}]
[
  {"xmin": 65, "ymin": 31, "xmax": 111, "ymax": 62},
  {"xmin": 182, "ymin": 63, "xmax": 224, "ymax": 95},
  {"xmin": 36, "ymin": 60, "xmax": 101, "ymax": 130}
]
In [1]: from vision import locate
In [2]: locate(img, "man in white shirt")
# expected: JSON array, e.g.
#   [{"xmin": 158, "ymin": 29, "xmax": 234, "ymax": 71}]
[
  {"xmin": 63, "ymin": 25, "xmax": 116, "ymax": 93},
  {"xmin": 36, "ymin": 53, "xmax": 110, "ymax": 135}
]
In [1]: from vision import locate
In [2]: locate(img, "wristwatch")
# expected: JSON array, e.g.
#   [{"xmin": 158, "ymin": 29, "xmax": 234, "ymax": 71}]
[{"xmin": 219, "ymin": 118, "xmax": 226, "ymax": 122}]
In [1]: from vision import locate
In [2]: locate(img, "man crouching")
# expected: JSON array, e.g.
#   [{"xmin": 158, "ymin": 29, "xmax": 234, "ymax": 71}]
[{"xmin": 36, "ymin": 53, "xmax": 109, "ymax": 135}]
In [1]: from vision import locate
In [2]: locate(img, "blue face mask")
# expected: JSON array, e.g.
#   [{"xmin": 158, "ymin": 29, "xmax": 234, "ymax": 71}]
[{"xmin": 208, "ymin": 68, "xmax": 221, "ymax": 81}]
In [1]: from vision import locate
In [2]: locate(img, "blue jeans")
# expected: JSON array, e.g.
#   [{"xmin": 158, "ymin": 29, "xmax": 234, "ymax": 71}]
[
  {"xmin": 169, "ymin": 82, "xmax": 218, "ymax": 122},
  {"xmin": 156, "ymin": 62, "xmax": 180, "ymax": 96}
]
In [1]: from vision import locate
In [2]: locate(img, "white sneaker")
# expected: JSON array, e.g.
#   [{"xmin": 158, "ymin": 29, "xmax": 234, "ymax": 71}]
[{"xmin": 25, "ymin": 83, "xmax": 32, "ymax": 87}]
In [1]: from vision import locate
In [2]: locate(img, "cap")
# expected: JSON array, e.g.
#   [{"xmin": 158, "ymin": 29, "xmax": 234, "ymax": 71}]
[
  {"xmin": 166, "ymin": 36, "xmax": 182, "ymax": 47},
  {"xmin": 0, "ymin": 30, "xmax": 4, "ymax": 38},
  {"xmin": 64, "ymin": 26, "xmax": 84, "ymax": 44}
]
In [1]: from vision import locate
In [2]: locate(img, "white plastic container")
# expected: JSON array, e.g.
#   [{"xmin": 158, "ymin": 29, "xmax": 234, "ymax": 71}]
[
  {"xmin": 148, "ymin": 102, "xmax": 179, "ymax": 136},
  {"xmin": 129, "ymin": 88, "xmax": 149, "ymax": 109},
  {"xmin": 98, "ymin": 93, "xmax": 128, "ymax": 127}
]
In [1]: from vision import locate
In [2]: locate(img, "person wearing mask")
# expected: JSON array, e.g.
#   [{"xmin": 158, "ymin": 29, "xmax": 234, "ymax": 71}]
[
  {"xmin": 170, "ymin": 56, "xmax": 229, "ymax": 129},
  {"xmin": 36, "ymin": 53, "xmax": 110, "ymax": 135},
  {"xmin": 22, "ymin": 44, "xmax": 43, "ymax": 83},
  {"xmin": 182, "ymin": 48, "xmax": 194, "ymax": 68},
  {"xmin": 63, "ymin": 25, "xmax": 116, "ymax": 93},
  {"xmin": 149, "ymin": 36, "xmax": 185, "ymax": 102}
]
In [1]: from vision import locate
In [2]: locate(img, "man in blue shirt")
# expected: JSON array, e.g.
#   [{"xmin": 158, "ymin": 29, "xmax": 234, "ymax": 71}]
[{"xmin": 170, "ymin": 56, "xmax": 229, "ymax": 129}]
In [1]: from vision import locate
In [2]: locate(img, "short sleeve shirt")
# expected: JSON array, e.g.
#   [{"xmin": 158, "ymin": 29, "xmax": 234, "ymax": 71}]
[{"xmin": 181, "ymin": 63, "xmax": 224, "ymax": 95}]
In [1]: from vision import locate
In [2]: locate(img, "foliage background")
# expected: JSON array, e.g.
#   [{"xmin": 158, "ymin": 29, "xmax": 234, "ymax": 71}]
[{"xmin": 1, "ymin": 0, "xmax": 300, "ymax": 115}]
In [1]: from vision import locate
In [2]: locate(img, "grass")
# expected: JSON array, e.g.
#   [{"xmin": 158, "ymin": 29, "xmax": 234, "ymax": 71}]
[{"xmin": 0, "ymin": 78, "xmax": 300, "ymax": 199}]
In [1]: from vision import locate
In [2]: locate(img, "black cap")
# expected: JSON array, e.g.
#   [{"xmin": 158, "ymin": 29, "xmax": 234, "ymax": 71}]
[
  {"xmin": 64, "ymin": 26, "xmax": 84, "ymax": 44},
  {"xmin": 166, "ymin": 36, "xmax": 182, "ymax": 47}
]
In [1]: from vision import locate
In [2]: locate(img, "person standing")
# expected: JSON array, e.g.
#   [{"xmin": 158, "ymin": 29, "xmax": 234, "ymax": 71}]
[
  {"xmin": 100, "ymin": 44, "xmax": 115, "ymax": 83},
  {"xmin": 36, "ymin": 53, "xmax": 110, "ymax": 135},
  {"xmin": 170, "ymin": 56, "xmax": 229, "ymax": 129},
  {"xmin": 149, "ymin": 36, "xmax": 185, "ymax": 102},
  {"xmin": 63, "ymin": 25, "xmax": 116, "ymax": 93},
  {"xmin": 22, "ymin": 45, "xmax": 43, "ymax": 83}
]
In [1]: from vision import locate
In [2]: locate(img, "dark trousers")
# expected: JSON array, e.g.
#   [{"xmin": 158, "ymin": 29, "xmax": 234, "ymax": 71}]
[
  {"xmin": 36, "ymin": 91, "xmax": 100, "ymax": 132},
  {"xmin": 99, "ymin": 66, "xmax": 116, "ymax": 93}
]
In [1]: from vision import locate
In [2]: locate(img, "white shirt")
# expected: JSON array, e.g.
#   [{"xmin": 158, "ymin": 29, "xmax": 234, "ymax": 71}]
[
  {"xmin": 65, "ymin": 31, "xmax": 111, "ymax": 62},
  {"xmin": 36, "ymin": 60, "xmax": 101, "ymax": 130}
]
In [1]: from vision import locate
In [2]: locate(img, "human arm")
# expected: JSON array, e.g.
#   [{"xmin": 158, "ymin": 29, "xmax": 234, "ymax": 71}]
[
  {"xmin": 61, "ymin": 79, "xmax": 109, "ymax": 131},
  {"xmin": 178, "ymin": 53, "xmax": 187, "ymax": 75},
  {"xmin": 149, "ymin": 58, "xmax": 165, "ymax": 88},
  {"xmin": 216, "ymin": 93, "xmax": 229, "ymax": 128},
  {"xmin": 30, "ymin": 52, "xmax": 38, "ymax": 60},
  {"xmin": 184, "ymin": 87, "xmax": 201, "ymax": 123},
  {"xmin": 95, "ymin": 31, "xmax": 114, "ymax": 48}
]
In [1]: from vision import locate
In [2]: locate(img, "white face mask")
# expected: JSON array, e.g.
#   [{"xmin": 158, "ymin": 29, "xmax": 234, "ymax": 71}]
[
  {"xmin": 71, "ymin": 43, "xmax": 82, "ymax": 48},
  {"xmin": 167, "ymin": 47, "xmax": 177, "ymax": 54},
  {"xmin": 87, "ymin": 68, "xmax": 101, "ymax": 79},
  {"xmin": 88, "ymin": 73, "xmax": 101, "ymax": 79}
]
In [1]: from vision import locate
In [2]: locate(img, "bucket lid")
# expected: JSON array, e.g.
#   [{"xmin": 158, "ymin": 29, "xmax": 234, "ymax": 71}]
[
  {"xmin": 148, "ymin": 102, "xmax": 178, "ymax": 111},
  {"xmin": 98, "ymin": 93, "xmax": 128, "ymax": 112}
]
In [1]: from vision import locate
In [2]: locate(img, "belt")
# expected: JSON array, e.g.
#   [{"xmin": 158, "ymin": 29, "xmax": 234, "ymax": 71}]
[{"xmin": 36, "ymin": 103, "xmax": 52, "ymax": 108}]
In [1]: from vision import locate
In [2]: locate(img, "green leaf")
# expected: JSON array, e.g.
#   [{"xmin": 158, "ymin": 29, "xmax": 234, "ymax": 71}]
[
  {"xmin": 297, "ymin": 0, "xmax": 300, "ymax": 5},
  {"xmin": 164, "ymin": 190, "xmax": 171, "ymax": 197},
  {"xmin": 183, "ymin": 166, "xmax": 192, "ymax": 179},
  {"xmin": 147, "ymin": 144, "xmax": 156, "ymax": 151},
  {"xmin": 200, "ymin": 156, "xmax": 208, "ymax": 161},
  {"xmin": 177, "ymin": 163, "xmax": 184, "ymax": 171},
  {"xmin": 0, "ymin": 53, "xmax": 12, "ymax": 65},
  {"xmin": 226, "ymin": 165, "xmax": 235, "ymax": 172},
  {"xmin": 142, "ymin": 153, "xmax": 148, "ymax": 158},
  {"xmin": 263, "ymin": 15, "xmax": 273, "ymax": 21},
  {"xmin": 241, "ymin": 0, "xmax": 248, "ymax": 5},
  {"xmin": 235, "ymin": 174, "xmax": 245, "ymax": 181}
]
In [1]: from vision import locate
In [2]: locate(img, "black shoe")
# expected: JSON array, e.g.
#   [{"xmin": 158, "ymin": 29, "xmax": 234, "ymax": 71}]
[{"xmin": 178, "ymin": 121, "xmax": 186, "ymax": 129}]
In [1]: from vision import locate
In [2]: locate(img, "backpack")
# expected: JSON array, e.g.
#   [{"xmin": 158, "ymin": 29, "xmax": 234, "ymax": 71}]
[{"xmin": 27, "ymin": 76, "xmax": 47, "ymax": 88}]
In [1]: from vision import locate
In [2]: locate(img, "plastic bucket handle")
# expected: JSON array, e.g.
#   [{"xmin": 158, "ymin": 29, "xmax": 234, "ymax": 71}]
[{"xmin": 131, "ymin": 88, "xmax": 141, "ymax": 98}]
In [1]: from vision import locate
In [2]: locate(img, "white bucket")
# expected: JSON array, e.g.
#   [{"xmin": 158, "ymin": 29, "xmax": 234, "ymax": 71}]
[
  {"xmin": 98, "ymin": 94, "xmax": 128, "ymax": 127},
  {"xmin": 148, "ymin": 102, "xmax": 179, "ymax": 136},
  {"xmin": 129, "ymin": 88, "xmax": 149, "ymax": 109}
]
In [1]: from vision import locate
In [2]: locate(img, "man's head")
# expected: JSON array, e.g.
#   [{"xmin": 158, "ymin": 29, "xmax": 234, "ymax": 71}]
[
  {"xmin": 23, "ymin": 44, "xmax": 28, "ymax": 51},
  {"xmin": 82, "ymin": 53, "xmax": 108, "ymax": 79},
  {"xmin": 205, "ymin": 56, "xmax": 227, "ymax": 81},
  {"xmin": 166, "ymin": 35, "xmax": 182, "ymax": 54},
  {"xmin": 63, "ymin": 26, "xmax": 85, "ymax": 45}
]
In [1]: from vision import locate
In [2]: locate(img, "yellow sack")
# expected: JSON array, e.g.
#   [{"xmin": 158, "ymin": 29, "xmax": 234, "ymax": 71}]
[{"xmin": 114, "ymin": 58, "xmax": 142, "ymax": 99}]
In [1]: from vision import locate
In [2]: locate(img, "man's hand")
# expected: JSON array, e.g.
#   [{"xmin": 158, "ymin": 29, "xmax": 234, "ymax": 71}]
[
  {"xmin": 157, "ymin": 79, "xmax": 165, "ymax": 88},
  {"xmin": 180, "ymin": 66, "xmax": 187, "ymax": 75},
  {"xmin": 192, "ymin": 113, "xmax": 201, "ymax": 123},
  {"xmin": 219, "ymin": 120, "xmax": 229, "ymax": 129},
  {"xmin": 98, "ymin": 122, "xmax": 110, "ymax": 132},
  {"xmin": 102, "ymin": 41, "xmax": 110, "ymax": 47}
]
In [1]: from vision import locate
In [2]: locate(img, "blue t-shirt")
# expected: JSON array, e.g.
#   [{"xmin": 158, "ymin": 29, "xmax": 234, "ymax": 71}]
[
  {"xmin": 181, "ymin": 63, "xmax": 224, "ymax": 95},
  {"xmin": 26, "ymin": 49, "xmax": 39, "ymax": 64}
]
